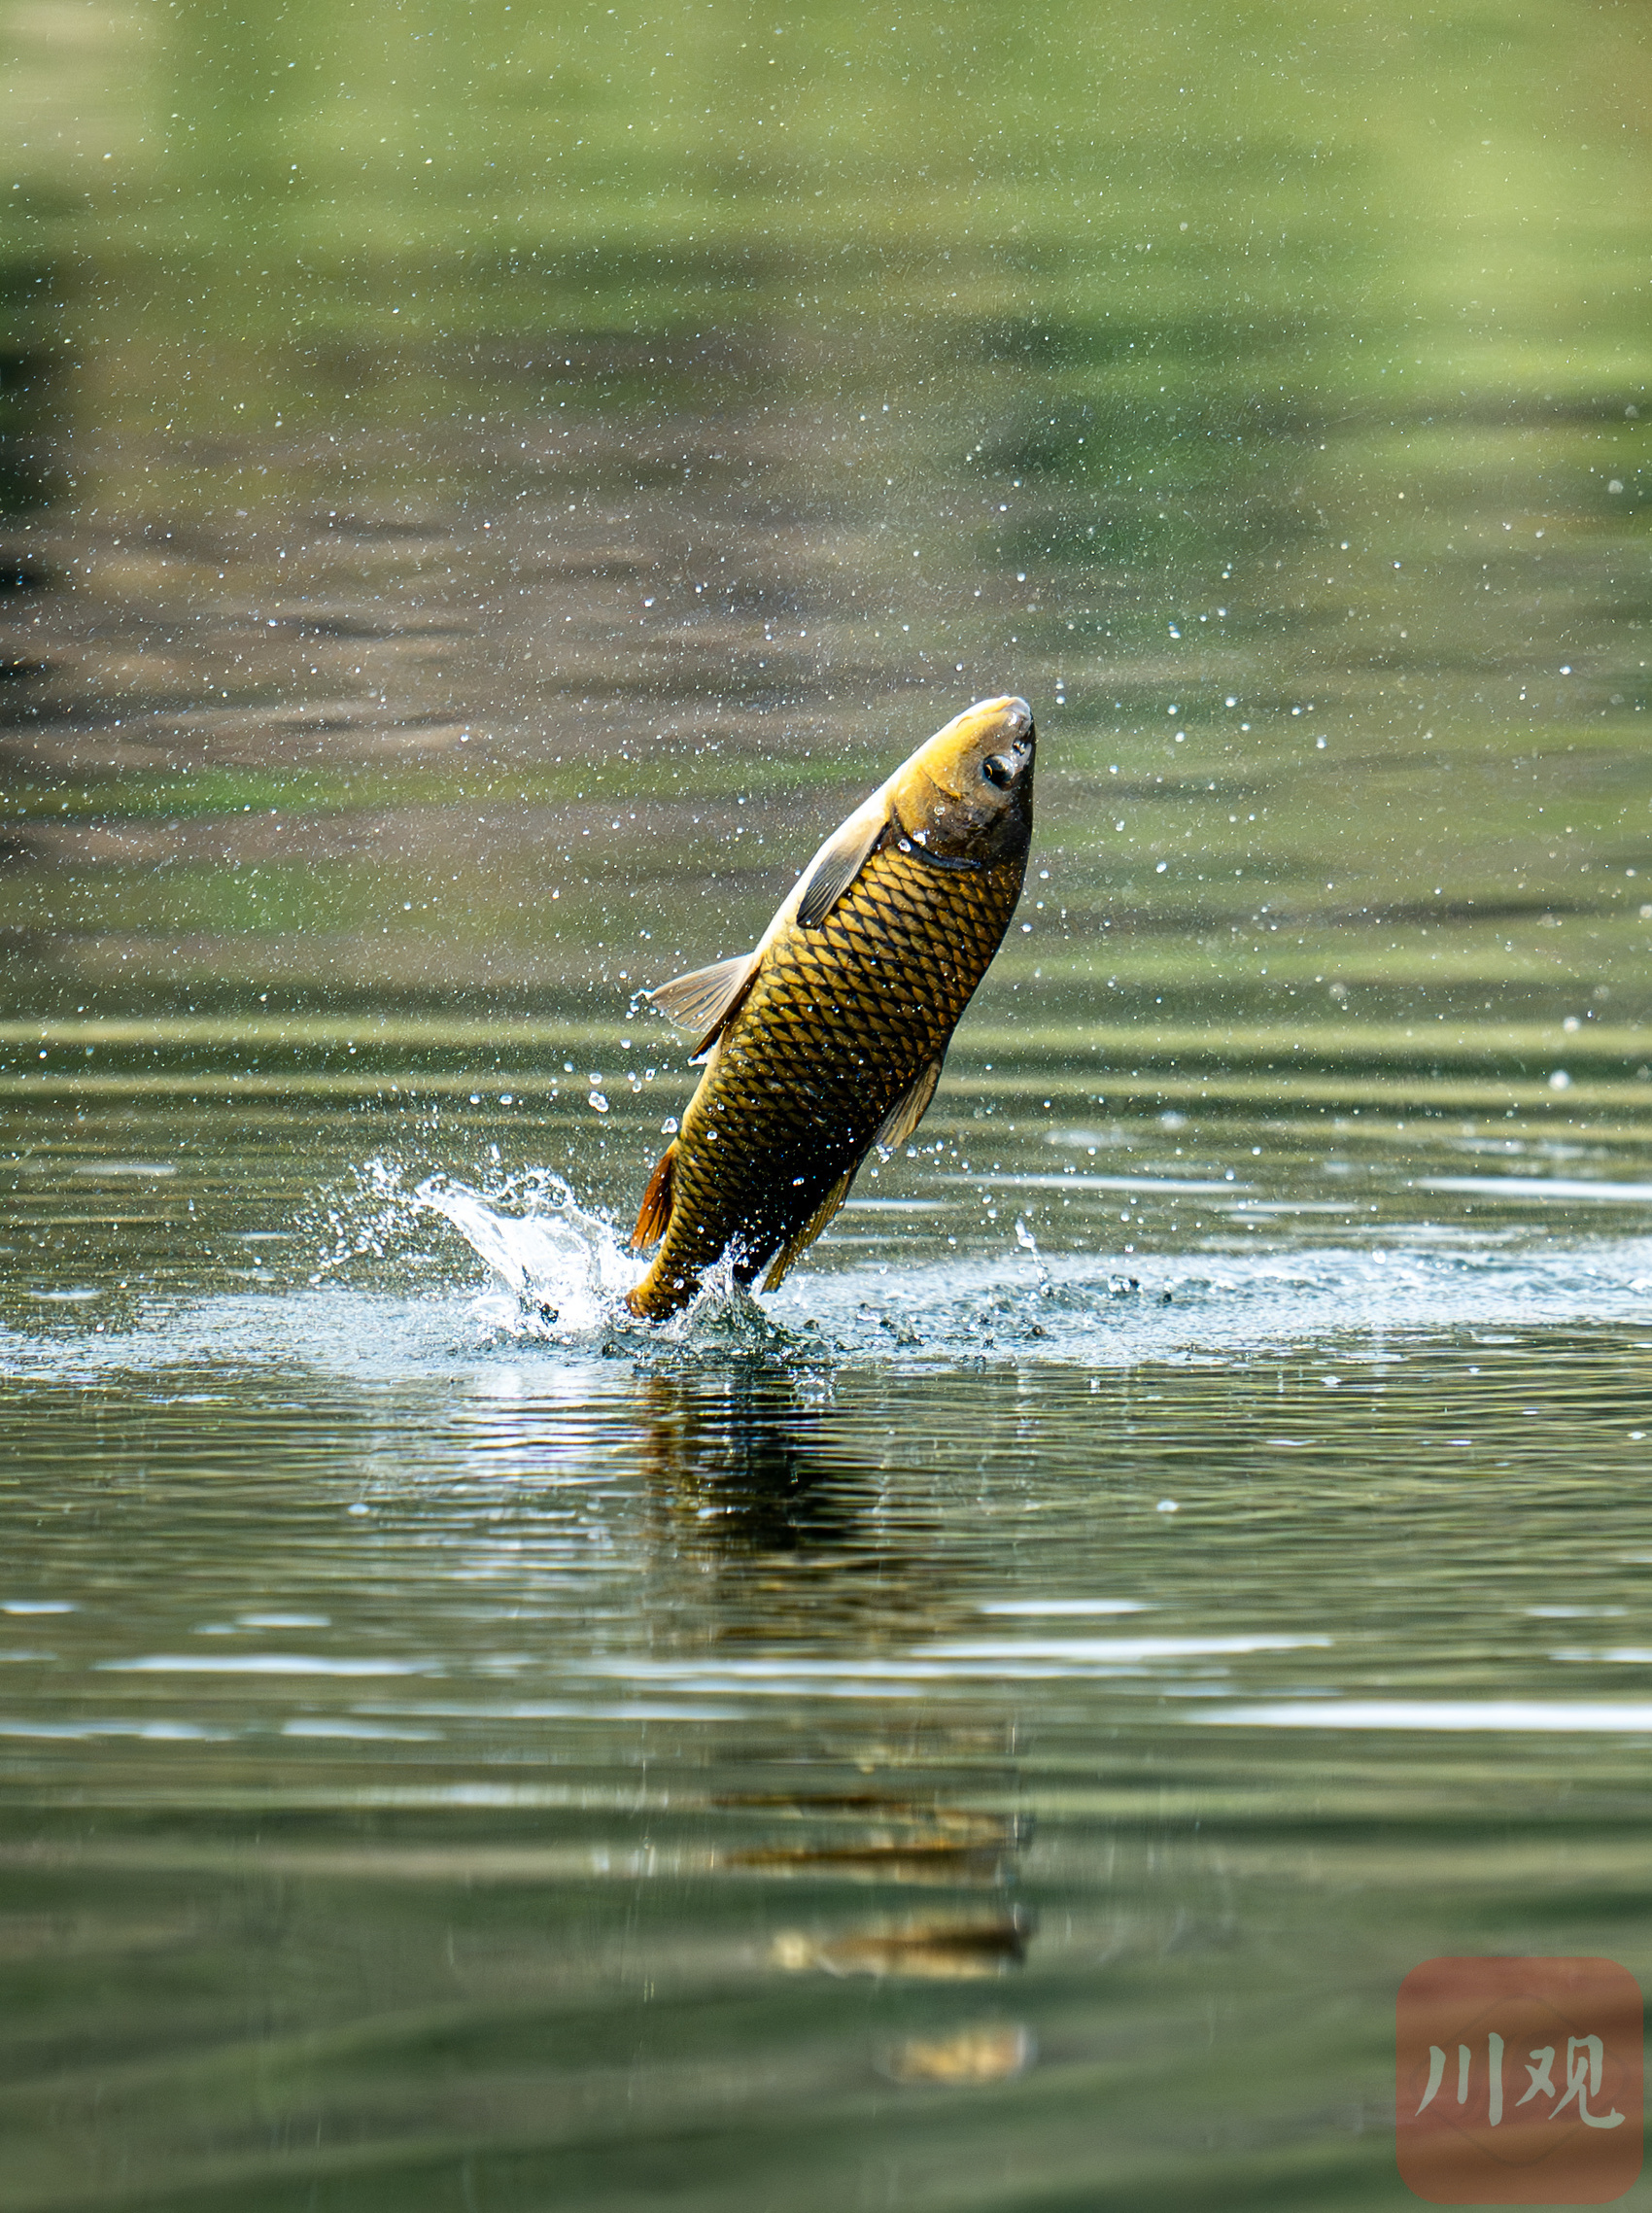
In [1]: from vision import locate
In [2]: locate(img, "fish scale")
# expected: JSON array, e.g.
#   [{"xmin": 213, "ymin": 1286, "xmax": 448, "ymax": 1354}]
[{"xmin": 637, "ymin": 839, "xmax": 1025, "ymax": 1306}]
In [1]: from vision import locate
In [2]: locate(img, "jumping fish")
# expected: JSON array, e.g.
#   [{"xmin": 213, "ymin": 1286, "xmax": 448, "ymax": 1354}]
[{"xmin": 626, "ymin": 694, "xmax": 1035, "ymax": 1319}]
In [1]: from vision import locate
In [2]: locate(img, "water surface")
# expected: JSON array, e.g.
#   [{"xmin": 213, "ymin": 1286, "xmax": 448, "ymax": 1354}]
[{"xmin": 8, "ymin": 1096, "xmax": 1652, "ymax": 2209}]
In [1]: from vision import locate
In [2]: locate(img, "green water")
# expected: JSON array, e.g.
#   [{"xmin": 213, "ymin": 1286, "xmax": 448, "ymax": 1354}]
[{"xmin": 5, "ymin": 0, "xmax": 1652, "ymax": 2206}]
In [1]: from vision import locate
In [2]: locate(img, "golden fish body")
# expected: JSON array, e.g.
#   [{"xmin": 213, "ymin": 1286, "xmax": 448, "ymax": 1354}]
[{"xmin": 627, "ymin": 696, "xmax": 1035, "ymax": 1320}]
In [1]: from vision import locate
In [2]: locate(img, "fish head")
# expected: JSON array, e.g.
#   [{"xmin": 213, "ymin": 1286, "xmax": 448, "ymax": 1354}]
[{"xmin": 894, "ymin": 695, "xmax": 1035, "ymax": 864}]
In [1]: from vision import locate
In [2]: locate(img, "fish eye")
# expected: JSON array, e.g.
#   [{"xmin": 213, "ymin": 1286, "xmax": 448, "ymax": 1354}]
[{"xmin": 981, "ymin": 753, "xmax": 1015, "ymax": 788}]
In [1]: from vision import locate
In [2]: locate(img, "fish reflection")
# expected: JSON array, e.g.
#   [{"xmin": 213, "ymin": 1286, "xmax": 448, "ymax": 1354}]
[
  {"xmin": 632, "ymin": 1375, "xmax": 1035, "ymax": 1983},
  {"xmin": 878, "ymin": 2023, "xmax": 1037, "ymax": 2085},
  {"xmin": 724, "ymin": 1801, "xmax": 1021, "ymax": 1884},
  {"xmin": 633, "ymin": 1369, "xmax": 879, "ymax": 1557},
  {"xmin": 771, "ymin": 1909, "xmax": 1033, "ymax": 1980}
]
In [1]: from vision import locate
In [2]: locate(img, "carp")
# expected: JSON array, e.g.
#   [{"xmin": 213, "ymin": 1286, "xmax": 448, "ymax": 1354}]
[{"xmin": 626, "ymin": 694, "xmax": 1035, "ymax": 1319}]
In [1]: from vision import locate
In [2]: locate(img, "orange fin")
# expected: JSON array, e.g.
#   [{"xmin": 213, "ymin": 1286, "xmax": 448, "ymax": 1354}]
[
  {"xmin": 630, "ymin": 1141, "xmax": 677, "ymax": 1253},
  {"xmin": 761, "ymin": 1166, "xmax": 855, "ymax": 1294}
]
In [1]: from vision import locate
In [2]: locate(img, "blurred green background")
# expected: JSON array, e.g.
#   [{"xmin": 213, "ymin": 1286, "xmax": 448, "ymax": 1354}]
[{"xmin": 1, "ymin": 0, "xmax": 1649, "ymax": 1059}]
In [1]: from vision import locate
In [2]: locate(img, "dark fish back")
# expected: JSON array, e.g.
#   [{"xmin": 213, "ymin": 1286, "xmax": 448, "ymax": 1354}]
[{"xmin": 650, "ymin": 841, "xmax": 1024, "ymax": 1297}]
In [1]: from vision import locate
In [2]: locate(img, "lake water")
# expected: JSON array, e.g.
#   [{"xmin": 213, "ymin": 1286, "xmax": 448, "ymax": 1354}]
[
  {"xmin": 10, "ymin": 1092, "xmax": 1652, "ymax": 2209},
  {"xmin": 5, "ymin": 0, "xmax": 1652, "ymax": 2205}
]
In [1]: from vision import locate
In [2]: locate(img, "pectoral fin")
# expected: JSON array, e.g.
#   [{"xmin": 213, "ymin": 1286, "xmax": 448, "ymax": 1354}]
[
  {"xmin": 873, "ymin": 1056, "xmax": 943, "ymax": 1157},
  {"xmin": 646, "ymin": 951, "xmax": 760, "ymax": 1056},
  {"xmin": 760, "ymin": 1166, "xmax": 855, "ymax": 1293},
  {"xmin": 630, "ymin": 1140, "xmax": 677, "ymax": 1253},
  {"xmin": 795, "ymin": 808, "xmax": 889, "ymax": 930}
]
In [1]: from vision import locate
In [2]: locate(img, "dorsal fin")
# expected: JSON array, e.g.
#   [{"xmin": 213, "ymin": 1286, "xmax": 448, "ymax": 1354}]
[
  {"xmin": 795, "ymin": 808, "xmax": 889, "ymax": 930},
  {"xmin": 644, "ymin": 950, "xmax": 760, "ymax": 1054},
  {"xmin": 873, "ymin": 1055, "xmax": 944, "ymax": 1158},
  {"xmin": 760, "ymin": 1166, "xmax": 856, "ymax": 1294}
]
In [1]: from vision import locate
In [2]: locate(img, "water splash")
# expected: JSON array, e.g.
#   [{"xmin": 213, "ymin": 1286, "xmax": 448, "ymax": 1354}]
[
  {"xmin": 1014, "ymin": 1216, "xmax": 1050, "ymax": 1296},
  {"xmin": 11, "ymin": 1215, "xmax": 1652, "ymax": 1387},
  {"xmin": 368, "ymin": 1165, "xmax": 813, "ymax": 1362},
  {"xmin": 306, "ymin": 1159, "xmax": 825, "ymax": 1361},
  {"xmin": 639, "ymin": 1251, "xmax": 818, "ymax": 1366},
  {"xmin": 402, "ymin": 1166, "xmax": 638, "ymax": 1337},
  {"xmin": 302, "ymin": 1158, "xmax": 1652, "ymax": 1371}
]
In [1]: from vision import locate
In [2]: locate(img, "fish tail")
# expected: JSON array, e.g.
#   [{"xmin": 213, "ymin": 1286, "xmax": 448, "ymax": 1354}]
[
  {"xmin": 625, "ymin": 1254, "xmax": 694, "ymax": 1321},
  {"xmin": 630, "ymin": 1140, "xmax": 677, "ymax": 1253}
]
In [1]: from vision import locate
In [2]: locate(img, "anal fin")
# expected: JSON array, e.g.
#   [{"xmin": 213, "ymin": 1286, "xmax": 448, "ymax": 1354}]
[
  {"xmin": 873, "ymin": 1056, "xmax": 944, "ymax": 1157},
  {"xmin": 761, "ymin": 1166, "xmax": 855, "ymax": 1294},
  {"xmin": 630, "ymin": 1140, "xmax": 677, "ymax": 1253}
]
